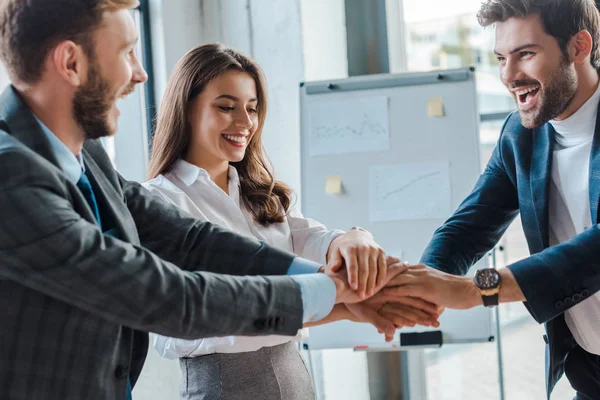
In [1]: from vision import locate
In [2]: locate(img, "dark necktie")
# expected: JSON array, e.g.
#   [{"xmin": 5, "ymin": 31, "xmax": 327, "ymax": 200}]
[
  {"xmin": 76, "ymin": 170, "xmax": 103, "ymax": 231},
  {"xmin": 76, "ymin": 171, "xmax": 132, "ymax": 399}
]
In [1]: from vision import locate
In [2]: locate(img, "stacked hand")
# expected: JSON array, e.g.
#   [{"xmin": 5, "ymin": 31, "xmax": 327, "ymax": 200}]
[
  {"xmin": 326, "ymin": 229, "xmax": 388, "ymax": 299},
  {"xmin": 382, "ymin": 264, "xmax": 480, "ymax": 310},
  {"xmin": 323, "ymin": 230, "xmax": 446, "ymax": 341}
]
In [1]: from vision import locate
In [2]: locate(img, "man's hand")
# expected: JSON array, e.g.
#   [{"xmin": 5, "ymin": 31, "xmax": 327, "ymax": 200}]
[
  {"xmin": 325, "ymin": 229, "xmax": 387, "ymax": 299},
  {"xmin": 382, "ymin": 264, "xmax": 481, "ymax": 310}
]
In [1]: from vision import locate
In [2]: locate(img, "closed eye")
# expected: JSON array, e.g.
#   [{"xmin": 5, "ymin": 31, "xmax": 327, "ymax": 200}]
[{"xmin": 219, "ymin": 106, "xmax": 235, "ymax": 112}]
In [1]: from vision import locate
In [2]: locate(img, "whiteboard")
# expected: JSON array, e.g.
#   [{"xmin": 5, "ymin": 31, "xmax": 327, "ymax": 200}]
[{"xmin": 299, "ymin": 68, "xmax": 495, "ymax": 350}]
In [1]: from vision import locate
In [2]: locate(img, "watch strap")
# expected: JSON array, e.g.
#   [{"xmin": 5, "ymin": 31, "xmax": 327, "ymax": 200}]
[{"xmin": 482, "ymin": 293, "xmax": 499, "ymax": 307}]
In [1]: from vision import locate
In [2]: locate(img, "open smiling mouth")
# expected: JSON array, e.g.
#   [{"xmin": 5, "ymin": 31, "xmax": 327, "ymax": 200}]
[
  {"xmin": 222, "ymin": 134, "xmax": 247, "ymax": 147},
  {"xmin": 516, "ymin": 87, "xmax": 540, "ymax": 109}
]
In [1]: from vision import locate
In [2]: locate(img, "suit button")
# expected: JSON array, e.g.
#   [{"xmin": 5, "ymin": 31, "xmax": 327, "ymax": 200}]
[
  {"xmin": 563, "ymin": 297, "xmax": 572, "ymax": 307},
  {"xmin": 572, "ymin": 294, "xmax": 582, "ymax": 303},
  {"xmin": 555, "ymin": 300, "xmax": 564, "ymax": 310},
  {"xmin": 542, "ymin": 334, "xmax": 549, "ymax": 344},
  {"xmin": 254, "ymin": 319, "xmax": 266, "ymax": 329},
  {"xmin": 115, "ymin": 365, "xmax": 129, "ymax": 379},
  {"xmin": 582, "ymin": 290, "xmax": 590, "ymax": 298}
]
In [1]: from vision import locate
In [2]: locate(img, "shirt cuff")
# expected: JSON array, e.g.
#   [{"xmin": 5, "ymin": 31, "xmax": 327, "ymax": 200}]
[
  {"xmin": 287, "ymin": 256, "xmax": 322, "ymax": 275},
  {"xmin": 289, "ymin": 273, "xmax": 336, "ymax": 323}
]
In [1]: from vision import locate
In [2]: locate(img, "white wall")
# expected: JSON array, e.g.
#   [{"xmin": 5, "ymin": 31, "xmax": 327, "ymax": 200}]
[
  {"xmin": 148, "ymin": 0, "xmax": 204, "ymax": 103},
  {"xmin": 0, "ymin": 63, "xmax": 9, "ymax": 90},
  {"xmin": 300, "ymin": 0, "xmax": 348, "ymax": 82}
]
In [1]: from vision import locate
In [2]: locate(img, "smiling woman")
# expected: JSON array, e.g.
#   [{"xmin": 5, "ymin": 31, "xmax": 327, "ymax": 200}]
[
  {"xmin": 147, "ymin": 44, "xmax": 293, "ymax": 225},
  {"xmin": 143, "ymin": 43, "xmax": 395, "ymax": 400}
]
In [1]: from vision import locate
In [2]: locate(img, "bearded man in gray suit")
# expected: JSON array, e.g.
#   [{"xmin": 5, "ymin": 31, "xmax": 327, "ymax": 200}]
[{"xmin": 0, "ymin": 1, "xmax": 442, "ymax": 399}]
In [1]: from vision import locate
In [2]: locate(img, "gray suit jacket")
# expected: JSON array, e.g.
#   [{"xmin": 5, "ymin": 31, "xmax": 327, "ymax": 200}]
[{"xmin": 0, "ymin": 86, "xmax": 304, "ymax": 399}]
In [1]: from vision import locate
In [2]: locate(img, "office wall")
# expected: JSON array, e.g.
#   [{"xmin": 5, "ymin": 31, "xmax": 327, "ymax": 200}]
[{"xmin": 300, "ymin": 0, "xmax": 348, "ymax": 82}]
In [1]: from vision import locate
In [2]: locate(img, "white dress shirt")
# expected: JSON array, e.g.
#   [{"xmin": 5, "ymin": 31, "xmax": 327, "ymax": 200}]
[
  {"xmin": 548, "ymin": 82, "xmax": 600, "ymax": 355},
  {"xmin": 144, "ymin": 159, "xmax": 344, "ymax": 358}
]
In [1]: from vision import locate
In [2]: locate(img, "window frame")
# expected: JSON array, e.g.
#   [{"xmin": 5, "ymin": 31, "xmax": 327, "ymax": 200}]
[{"xmin": 136, "ymin": 0, "xmax": 156, "ymax": 144}]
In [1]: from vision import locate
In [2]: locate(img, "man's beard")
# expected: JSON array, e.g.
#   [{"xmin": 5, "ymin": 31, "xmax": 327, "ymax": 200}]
[
  {"xmin": 518, "ymin": 56, "xmax": 577, "ymax": 129},
  {"xmin": 72, "ymin": 61, "xmax": 135, "ymax": 140}
]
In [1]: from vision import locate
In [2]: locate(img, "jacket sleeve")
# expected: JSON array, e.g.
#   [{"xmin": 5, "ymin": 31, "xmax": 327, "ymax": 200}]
[
  {"xmin": 0, "ymin": 146, "xmax": 303, "ymax": 339},
  {"xmin": 419, "ymin": 118, "xmax": 600, "ymax": 324},
  {"xmin": 420, "ymin": 128, "xmax": 520, "ymax": 275},
  {"xmin": 122, "ymin": 176, "xmax": 299, "ymax": 276},
  {"xmin": 508, "ymin": 226, "xmax": 600, "ymax": 323}
]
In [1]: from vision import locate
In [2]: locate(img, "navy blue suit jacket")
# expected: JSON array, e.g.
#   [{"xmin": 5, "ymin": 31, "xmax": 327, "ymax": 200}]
[{"xmin": 421, "ymin": 109, "xmax": 600, "ymax": 398}]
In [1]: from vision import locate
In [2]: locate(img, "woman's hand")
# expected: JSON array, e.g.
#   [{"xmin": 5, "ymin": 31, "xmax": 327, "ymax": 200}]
[{"xmin": 325, "ymin": 229, "xmax": 387, "ymax": 299}]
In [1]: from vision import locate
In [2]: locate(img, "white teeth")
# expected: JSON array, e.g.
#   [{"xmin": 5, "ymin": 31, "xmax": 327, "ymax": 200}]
[
  {"xmin": 515, "ymin": 87, "xmax": 539, "ymax": 96},
  {"xmin": 223, "ymin": 134, "xmax": 246, "ymax": 144}
]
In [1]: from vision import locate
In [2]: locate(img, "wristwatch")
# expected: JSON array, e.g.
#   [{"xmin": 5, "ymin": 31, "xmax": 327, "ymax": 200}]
[{"xmin": 473, "ymin": 268, "xmax": 501, "ymax": 307}]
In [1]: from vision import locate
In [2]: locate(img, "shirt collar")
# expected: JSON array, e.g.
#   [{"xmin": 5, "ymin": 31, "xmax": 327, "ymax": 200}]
[
  {"xmin": 171, "ymin": 159, "xmax": 240, "ymax": 191},
  {"xmin": 549, "ymin": 81, "xmax": 600, "ymax": 148},
  {"xmin": 34, "ymin": 116, "xmax": 84, "ymax": 184},
  {"xmin": 171, "ymin": 159, "xmax": 209, "ymax": 186}
]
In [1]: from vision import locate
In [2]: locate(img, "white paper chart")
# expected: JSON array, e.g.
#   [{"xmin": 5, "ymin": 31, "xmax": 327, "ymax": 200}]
[
  {"xmin": 308, "ymin": 96, "xmax": 390, "ymax": 156},
  {"xmin": 369, "ymin": 162, "xmax": 452, "ymax": 222}
]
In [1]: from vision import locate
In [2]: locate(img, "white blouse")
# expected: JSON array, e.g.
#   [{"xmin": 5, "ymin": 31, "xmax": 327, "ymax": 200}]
[{"xmin": 144, "ymin": 159, "xmax": 344, "ymax": 358}]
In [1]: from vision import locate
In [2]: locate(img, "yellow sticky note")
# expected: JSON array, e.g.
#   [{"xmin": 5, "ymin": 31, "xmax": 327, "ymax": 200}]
[
  {"xmin": 428, "ymin": 97, "xmax": 445, "ymax": 117},
  {"xmin": 325, "ymin": 175, "xmax": 343, "ymax": 194}
]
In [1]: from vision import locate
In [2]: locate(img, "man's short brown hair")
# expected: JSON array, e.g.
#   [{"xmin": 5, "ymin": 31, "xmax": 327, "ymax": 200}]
[
  {"xmin": 0, "ymin": 0, "xmax": 139, "ymax": 84},
  {"xmin": 477, "ymin": 0, "xmax": 600, "ymax": 69}
]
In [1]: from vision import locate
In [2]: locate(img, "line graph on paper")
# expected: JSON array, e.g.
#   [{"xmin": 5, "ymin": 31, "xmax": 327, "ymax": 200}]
[
  {"xmin": 308, "ymin": 96, "xmax": 390, "ymax": 156},
  {"xmin": 369, "ymin": 162, "xmax": 452, "ymax": 222}
]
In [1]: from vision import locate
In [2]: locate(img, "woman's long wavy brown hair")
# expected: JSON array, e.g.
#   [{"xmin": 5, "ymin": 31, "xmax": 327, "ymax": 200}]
[{"xmin": 147, "ymin": 43, "xmax": 292, "ymax": 225}]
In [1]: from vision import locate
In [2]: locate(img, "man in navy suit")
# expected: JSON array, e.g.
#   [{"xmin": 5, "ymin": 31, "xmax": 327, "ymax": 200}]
[{"xmin": 382, "ymin": 0, "xmax": 600, "ymax": 398}]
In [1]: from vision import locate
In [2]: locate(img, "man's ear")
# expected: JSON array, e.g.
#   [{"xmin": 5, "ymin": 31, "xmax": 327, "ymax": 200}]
[
  {"xmin": 570, "ymin": 30, "xmax": 594, "ymax": 65},
  {"xmin": 51, "ymin": 40, "xmax": 88, "ymax": 87}
]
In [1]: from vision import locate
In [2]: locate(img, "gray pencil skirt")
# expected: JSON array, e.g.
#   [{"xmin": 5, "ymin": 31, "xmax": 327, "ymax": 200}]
[{"xmin": 179, "ymin": 341, "xmax": 315, "ymax": 400}]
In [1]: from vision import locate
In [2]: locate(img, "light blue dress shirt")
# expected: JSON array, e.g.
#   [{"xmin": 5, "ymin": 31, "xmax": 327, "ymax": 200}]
[
  {"xmin": 35, "ymin": 117, "xmax": 83, "ymax": 185},
  {"xmin": 288, "ymin": 258, "xmax": 336, "ymax": 322},
  {"xmin": 35, "ymin": 117, "xmax": 337, "ymax": 323}
]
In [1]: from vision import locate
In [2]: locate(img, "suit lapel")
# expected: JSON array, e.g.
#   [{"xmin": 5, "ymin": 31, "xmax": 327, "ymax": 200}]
[
  {"xmin": 530, "ymin": 123, "xmax": 554, "ymax": 249},
  {"xmin": 589, "ymin": 101, "xmax": 600, "ymax": 225},
  {"xmin": 83, "ymin": 150, "xmax": 139, "ymax": 244},
  {"xmin": 0, "ymin": 86, "xmax": 139, "ymax": 243},
  {"xmin": 0, "ymin": 86, "xmax": 60, "ymax": 168}
]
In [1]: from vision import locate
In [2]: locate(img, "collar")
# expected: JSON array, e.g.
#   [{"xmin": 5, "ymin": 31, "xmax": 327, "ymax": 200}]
[
  {"xmin": 171, "ymin": 159, "xmax": 240, "ymax": 190},
  {"xmin": 34, "ymin": 116, "xmax": 84, "ymax": 184},
  {"xmin": 171, "ymin": 159, "xmax": 209, "ymax": 186},
  {"xmin": 549, "ymin": 81, "xmax": 600, "ymax": 148}
]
